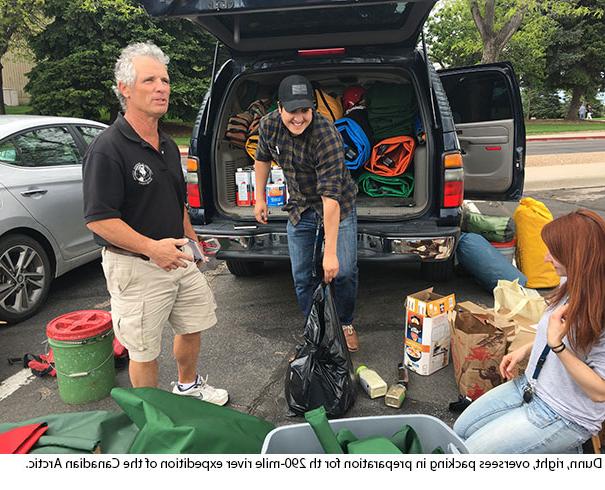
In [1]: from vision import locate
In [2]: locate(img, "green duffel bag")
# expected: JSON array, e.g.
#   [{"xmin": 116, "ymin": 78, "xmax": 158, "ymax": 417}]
[
  {"xmin": 461, "ymin": 211, "xmax": 515, "ymax": 243},
  {"xmin": 111, "ymin": 387, "xmax": 275, "ymax": 454}
]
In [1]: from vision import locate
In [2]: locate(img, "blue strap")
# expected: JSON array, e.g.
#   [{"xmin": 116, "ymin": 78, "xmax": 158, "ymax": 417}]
[{"xmin": 531, "ymin": 345, "xmax": 551, "ymax": 381}]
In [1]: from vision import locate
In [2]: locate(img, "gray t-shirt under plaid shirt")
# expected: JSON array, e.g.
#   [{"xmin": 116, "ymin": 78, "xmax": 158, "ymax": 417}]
[{"xmin": 255, "ymin": 110, "xmax": 357, "ymax": 225}]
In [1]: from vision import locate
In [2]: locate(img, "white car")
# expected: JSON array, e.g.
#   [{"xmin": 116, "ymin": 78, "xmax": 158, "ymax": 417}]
[{"xmin": 0, "ymin": 115, "xmax": 107, "ymax": 324}]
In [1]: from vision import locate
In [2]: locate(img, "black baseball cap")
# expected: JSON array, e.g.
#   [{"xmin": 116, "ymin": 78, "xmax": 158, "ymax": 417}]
[{"xmin": 278, "ymin": 75, "xmax": 315, "ymax": 112}]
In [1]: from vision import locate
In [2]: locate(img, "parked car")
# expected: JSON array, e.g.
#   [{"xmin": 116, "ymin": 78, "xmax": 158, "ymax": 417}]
[
  {"xmin": 142, "ymin": 0, "xmax": 525, "ymax": 280},
  {"xmin": 0, "ymin": 115, "xmax": 107, "ymax": 323}
]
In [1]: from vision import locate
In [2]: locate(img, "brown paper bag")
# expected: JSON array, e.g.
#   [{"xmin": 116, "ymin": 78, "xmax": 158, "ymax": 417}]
[{"xmin": 451, "ymin": 303, "xmax": 508, "ymax": 400}]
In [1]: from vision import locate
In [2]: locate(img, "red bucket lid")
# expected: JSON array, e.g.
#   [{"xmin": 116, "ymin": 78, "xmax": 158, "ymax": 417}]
[{"xmin": 46, "ymin": 310, "xmax": 113, "ymax": 341}]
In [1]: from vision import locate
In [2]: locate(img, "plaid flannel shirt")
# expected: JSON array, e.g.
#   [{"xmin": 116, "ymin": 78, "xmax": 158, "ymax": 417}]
[{"xmin": 255, "ymin": 110, "xmax": 357, "ymax": 225}]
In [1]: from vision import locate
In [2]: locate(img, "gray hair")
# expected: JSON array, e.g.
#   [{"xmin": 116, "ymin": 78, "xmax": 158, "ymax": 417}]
[{"xmin": 113, "ymin": 42, "xmax": 170, "ymax": 111}]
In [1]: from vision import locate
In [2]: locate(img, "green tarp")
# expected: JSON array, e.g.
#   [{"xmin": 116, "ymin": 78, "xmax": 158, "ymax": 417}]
[
  {"xmin": 367, "ymin": 82, "xmax": 417, "ymax": 140},
  {"xmin": 0, "ymin": 411, "xmax": 137, "ymax": 454},
  {"xmin": 357, "ymin": 172, "xmax": 414, "ymax": 198},
  {"xmin": 0, "ymin": 387, "xmax": 275, "ymax": 454},
  {"xmin": 112, "ymin": 387, "xmax": 274, "ymax": 454},
  {"xmin": 304, "ymin": 406, "xmax": 429, "ymax": 454}
]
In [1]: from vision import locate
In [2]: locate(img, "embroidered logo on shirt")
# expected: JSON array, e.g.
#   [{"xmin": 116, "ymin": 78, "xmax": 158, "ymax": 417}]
[{"xmin": 132, "ymin": 162, "xmax": 153, "ymax": 185}]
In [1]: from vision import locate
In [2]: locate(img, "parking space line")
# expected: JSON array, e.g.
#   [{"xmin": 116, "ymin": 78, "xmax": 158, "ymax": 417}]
[{"xmin": 0, "ymin": 369, "xmax": 34, "ymax": 402}]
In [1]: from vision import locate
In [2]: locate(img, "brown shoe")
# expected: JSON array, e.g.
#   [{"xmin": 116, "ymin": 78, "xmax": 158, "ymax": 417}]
[{"xmin": 342, "ymin": 324, "xmax": 359, "ymax": 352}]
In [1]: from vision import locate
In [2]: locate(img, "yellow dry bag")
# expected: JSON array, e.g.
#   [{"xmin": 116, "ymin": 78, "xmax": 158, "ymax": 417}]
[{"xmin": 513, "ymin": 197, "xmax": 560, "ymax": 288}]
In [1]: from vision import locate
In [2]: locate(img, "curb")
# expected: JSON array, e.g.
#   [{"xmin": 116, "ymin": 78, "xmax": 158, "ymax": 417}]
[{"xmin": 528, "ymin": 134, "xmax": 605, "ymax": 142}]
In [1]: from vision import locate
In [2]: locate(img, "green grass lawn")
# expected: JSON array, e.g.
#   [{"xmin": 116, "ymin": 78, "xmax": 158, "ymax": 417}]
[
  {"xmin": 4, "ymin": 105, "xmax": 32, "ymax": 115},
  {"xmin": 526, "ymin": 119, "xmax": 605, "ymax": 134},
  {"xmin": 173, "ymin": 136, "xmax": 191, "ymax": 147}
]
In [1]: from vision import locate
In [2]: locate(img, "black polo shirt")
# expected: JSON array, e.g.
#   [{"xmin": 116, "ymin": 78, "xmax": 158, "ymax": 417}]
[{"xmin": 82, "ymin": 114, "xmax": 186, "ymax": 246}]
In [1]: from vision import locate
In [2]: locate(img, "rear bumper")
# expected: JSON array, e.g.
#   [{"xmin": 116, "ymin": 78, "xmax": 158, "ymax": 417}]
[{"xmin": 199, "ymin": 230, "xmax": 457, "ymax": 263}]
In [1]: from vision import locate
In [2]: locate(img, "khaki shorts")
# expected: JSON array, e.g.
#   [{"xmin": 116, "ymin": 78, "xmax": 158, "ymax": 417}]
[{"xmin": 101, "ymin": 248, "xmax": 217, "ymax": 362}]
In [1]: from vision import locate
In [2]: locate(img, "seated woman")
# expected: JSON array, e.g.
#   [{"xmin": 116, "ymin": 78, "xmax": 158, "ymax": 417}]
[{"xmin": 454, "ymin": 209, "xmax": 605, "ymax": 453}]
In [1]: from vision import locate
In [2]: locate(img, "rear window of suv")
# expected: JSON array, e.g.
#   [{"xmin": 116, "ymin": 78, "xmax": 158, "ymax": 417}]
[
  {"xmin": 441, "ymin": 71, "xmax": 513, "ymax": 124},
  {"xmin": 217, "ymin": 2, "xmax": 410, "ymax": 37}
]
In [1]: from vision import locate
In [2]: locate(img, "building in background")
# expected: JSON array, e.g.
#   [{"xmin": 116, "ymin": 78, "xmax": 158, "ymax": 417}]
[{"xmin": 1, "ymin": 45, "xmax": 34, "ymax": 106}]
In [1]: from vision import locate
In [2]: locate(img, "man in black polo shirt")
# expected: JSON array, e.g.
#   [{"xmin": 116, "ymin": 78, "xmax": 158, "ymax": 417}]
[
  {"xmin": 253, "ymin": 75, "xmax": 360, "ymax": 351},
  {"xmin": 82, "ymin": 42, "xmax": 228, "ymax": 405}
]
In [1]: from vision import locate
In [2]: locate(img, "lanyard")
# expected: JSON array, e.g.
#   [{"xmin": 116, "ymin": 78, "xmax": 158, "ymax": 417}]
[
  {"xmin": 523, "ymin": 345, "xmax": 550, "ymax": 403},
  {"xmin": 530, "ymin": 345, "xmax": 551, "ymax": 382}
]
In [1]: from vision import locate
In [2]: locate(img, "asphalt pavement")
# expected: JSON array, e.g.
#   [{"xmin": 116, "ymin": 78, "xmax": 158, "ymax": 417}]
[
  {"xmin": 1, "ymin": 132, "xmax": 605, "ymax": 435},
  {"xmin": 527, "ymin": 139, "xmax": 605, "ymax": 155}
]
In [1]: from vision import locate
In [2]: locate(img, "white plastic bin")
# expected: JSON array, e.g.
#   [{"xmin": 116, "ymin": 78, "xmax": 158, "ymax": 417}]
[{"xmin": 261, "ymin": 414, "xmax": 468, "ymax": 454}]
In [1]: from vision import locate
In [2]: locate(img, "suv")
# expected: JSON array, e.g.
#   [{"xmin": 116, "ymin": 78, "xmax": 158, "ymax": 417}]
[{"xmin": 142, "ymin": 0, "xmax": 525, "ymax": 280}]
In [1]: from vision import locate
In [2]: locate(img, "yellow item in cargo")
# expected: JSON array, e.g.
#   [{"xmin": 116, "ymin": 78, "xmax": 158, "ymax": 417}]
[
  {"xmin": 245, "ymin": 135, "xmax": 276, "ymax": 165},
  {"xmin": 314, "ymin": 89, "xmax": 343, "ymax": 122},
  {"xmin": 245, "ymin": 134, "xmax": 259, "ymax": 160},
  {"xmin": 513, "ymin": 197, "xmax": 560, "ymax": 288}
]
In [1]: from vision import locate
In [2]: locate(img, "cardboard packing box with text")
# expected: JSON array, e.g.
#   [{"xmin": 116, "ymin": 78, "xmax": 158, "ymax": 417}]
[{"xmin": 404, "ymin": 288, "xmax": 456, "ymax": 376}]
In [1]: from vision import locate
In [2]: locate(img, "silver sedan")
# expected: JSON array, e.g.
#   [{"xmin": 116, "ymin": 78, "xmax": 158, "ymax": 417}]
[{"xmin": 0, "ymin": 115, "xmax": 107, "ymax": 324}]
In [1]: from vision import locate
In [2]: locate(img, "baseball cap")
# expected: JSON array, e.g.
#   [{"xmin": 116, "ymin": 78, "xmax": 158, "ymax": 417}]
[{"xmin": 278, "ymin": 75, "xmax": 315, "ymax": 112}]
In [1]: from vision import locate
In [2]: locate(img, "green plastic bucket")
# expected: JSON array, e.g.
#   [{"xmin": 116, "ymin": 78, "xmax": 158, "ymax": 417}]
[{"xmin": 47, "ymin": 310, "xmax": 116, "ymax": 405}]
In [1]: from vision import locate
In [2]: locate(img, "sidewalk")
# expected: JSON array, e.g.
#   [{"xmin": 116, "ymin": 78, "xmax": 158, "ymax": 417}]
[
  {"xmin": 524, "ymin": 130, "xmax": 605, "ymax": 191},
  {"xmin": 524, "ymin": 162, "xmax": 605, "ymax": 191}
]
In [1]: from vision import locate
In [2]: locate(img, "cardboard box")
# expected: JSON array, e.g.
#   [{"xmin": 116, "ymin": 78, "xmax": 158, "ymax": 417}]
[{"xmin": 404, "ymin": 288, "xmax": 456, "ymax": 375}]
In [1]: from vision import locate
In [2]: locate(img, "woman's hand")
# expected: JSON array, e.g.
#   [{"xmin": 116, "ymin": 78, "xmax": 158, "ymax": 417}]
[
  {"xmin": 500, "ymin": 343, "xmax": 532, "ymax": 380},
  {"xmin": 547, "ymin": 303, "xmax": 570, "ymax": 348}
]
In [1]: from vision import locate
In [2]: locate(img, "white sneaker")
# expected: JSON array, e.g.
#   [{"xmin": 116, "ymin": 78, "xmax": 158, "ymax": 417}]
[{"xmin": 172, "ymin": 374, "xmax": 229, "ymax": 406}]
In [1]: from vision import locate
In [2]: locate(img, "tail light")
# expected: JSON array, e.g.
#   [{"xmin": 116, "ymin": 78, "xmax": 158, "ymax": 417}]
[
  {"xmin": 442, "ymin": 152, "xmax": 464, "ymax": 208},
  {"xmin": 186, "ymin": 156, "xmax": 202, "ymax": 208}
]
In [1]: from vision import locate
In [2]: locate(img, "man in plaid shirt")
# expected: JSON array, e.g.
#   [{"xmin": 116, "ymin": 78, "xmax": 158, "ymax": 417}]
[{"xmin": 254, "ymin": 74, "xmax": 360, "ymax": 351}]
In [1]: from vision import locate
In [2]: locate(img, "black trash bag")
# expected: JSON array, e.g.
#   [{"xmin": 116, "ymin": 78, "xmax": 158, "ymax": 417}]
[{"xmin": 285, "ymin": 282, "xmax": 356, "ymax": 417}]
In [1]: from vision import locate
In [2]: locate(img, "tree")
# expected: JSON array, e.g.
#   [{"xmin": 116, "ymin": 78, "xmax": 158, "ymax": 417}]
[
  {"xmin": 468, "ymin": 0, "xmax": 593, "ymax": 63},
  {"xmin": 426, "ymin": 0, "xmax": 482, "ymax": 68},
  {"xmin": 26, "ymin": 0, "xmax": 215, "ymax": 121},
  {"xmin": 545, "ymin": 0, "xmax": 605, "ymax": 119},
  {"xmin": 470, "ymin": 0, "xmax": 527, "ymax": 63},
  {"xmin": 427, "ymin": 0, "xmax": 555, "ymax": 89},
  {"xmin": 0, "ymin": 0, "xmax": 45, "ymax": 114}
]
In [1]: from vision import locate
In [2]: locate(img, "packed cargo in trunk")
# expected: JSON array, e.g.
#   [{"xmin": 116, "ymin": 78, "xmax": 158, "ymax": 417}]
[{"xmin": 214, "ymin": 66, "xmax": 429, "ymax": 221}]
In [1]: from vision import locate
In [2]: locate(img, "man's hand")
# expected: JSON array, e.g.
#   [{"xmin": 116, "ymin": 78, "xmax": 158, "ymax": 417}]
[
  {"xmin": 547, "ymin": 303, "xmax": 570, "ymax": 348},
  {"xmin": 146, "ymin": 238, "xmax": 192, "ymax": 271},
  {"xmin": 323, "ymin": 252, "xmax": 339, "ymax": 283},
  {"xmin": 254, "ymin": 201, "xmax": 269, "ymax": 224}
]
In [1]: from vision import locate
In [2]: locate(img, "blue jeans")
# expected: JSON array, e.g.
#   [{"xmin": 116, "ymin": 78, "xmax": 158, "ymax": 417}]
[
  {"xmin": 286, "ymin": 208, "xmax": 358, "ymax": 325},
  {"xmin": 453, "ymin": 375, "xmax": 592, "ymax": 454}
]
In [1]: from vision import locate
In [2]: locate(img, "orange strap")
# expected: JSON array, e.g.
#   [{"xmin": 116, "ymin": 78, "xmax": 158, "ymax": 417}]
[{"xmin": 366, "ymin": 135, "xmax": 416, "ymax": 177}]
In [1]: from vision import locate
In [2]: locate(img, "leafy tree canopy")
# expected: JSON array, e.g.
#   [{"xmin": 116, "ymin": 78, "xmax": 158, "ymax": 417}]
[
  {"xmin": 26, "ymin": 0, "xmax": 215, "ymax": 121},
  {"xmin": 426, "ymin": 0, "xmax": 556, "ymax": 89},
  {"xmin": 546, "ymin": 0, "xmax": 605, "ymax": 118}
]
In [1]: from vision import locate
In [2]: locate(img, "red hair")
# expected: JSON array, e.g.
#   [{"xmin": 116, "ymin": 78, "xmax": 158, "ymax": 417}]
[{"xmin": 541, "ymin": 209, "xmax": 605, "ymax": 352}]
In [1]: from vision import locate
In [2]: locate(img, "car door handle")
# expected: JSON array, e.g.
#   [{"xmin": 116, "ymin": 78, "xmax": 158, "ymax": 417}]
[{"xmin": 20, "ymin": 188, "xmax": 48, "ymax": 196}]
